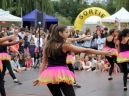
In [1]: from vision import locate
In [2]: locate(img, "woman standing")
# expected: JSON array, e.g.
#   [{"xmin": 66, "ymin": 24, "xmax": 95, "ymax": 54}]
[
  {"xmin": 0, "ymin": 34, "xmax": 17, "ymax": 96},
  {"xmin": 103, "ymin": 29, "xmax": 118, "ymax": 80},
  {"xmin": 34, "ymin": 25, "xmax": 110, "ymax": 96},
  {"xmin": 117, "ymin": 29, "xmax": 129, "ymax": 91},
  {"xmin": 0, "ymin": 31, "xmax": 22, "ymax": 85}
]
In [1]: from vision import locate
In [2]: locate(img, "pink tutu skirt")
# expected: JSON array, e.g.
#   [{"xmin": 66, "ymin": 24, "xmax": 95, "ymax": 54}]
[
  {"xmin": 0, "ymin": 53, "xmax": 11, "ymax": 72},
  {"xmin": 0, "ymin": 53, "xmax": 11, "ymax": 60},
  {"xmin": 66, "ymin": 55, "xmax": 75, "ymax": 65},
  {"xmin": 38, "ymin": 66, "xmax": 75, "ymax": 85},
  {"xmin": 102, "ymin": 47, "xmax": 118, "ymax": 56},
  {"xmin": 117, "ymin": 51, "xmax": 129, "ymax": 63}
]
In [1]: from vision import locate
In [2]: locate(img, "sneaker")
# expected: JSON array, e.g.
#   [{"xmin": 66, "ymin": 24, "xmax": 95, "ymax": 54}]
[
  {"xmin": 14, "ymin": 80, "xmax": 22, "ymax": 85},
  {"xmin": 73, "ymin": 83, "xmax": 81, "ymax": 88},
  {"xmin": 123, "ymin": 87, "xmax": 128, "ymax": 91},
  {"xmin": 108, "ymin": 77, "xmax": 113, "ymax": 80}
]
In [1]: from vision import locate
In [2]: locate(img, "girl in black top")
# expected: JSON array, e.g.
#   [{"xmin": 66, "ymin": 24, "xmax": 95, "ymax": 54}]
[
  {"xmin": 0, "ymin": 34, "xmax": 17, "ymax": 96},
  {"xmin": 0, "ymin": 31, "xmax": 23, "ymax": 85},
  {"xmin": 103, "ymin": 29, "xmax": 118, "ymax": 80},
  {"xmin": 34, "ymin": 25, "xmax": 110, "ymax": 96},
  {"xmin": 117, "ymin": 29, "xmax": 129, "ymax": 91}
]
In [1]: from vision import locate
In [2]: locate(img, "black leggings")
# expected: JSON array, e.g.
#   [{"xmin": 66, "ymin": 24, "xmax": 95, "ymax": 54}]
[
  {"xmin": 0, "ymin": 73, "xmax": 6, "ymax": 96},
  {"xmin": 2, "ymin": 60, "xmax": 16, "ymax": 80},
  {"xmin": 67, "ymin": 64, "xmax": 74, "ymax": 73},
  {"xmin": 47, "ymin": 82, "xmax": 75, "ymax": 96},
  {"xmin": 106, "ymin": 56, "xmax": 117, "ymax": 76},
  {"xmin": 120, "ymin": 62, "xmax": 128, "ymax": 87}
]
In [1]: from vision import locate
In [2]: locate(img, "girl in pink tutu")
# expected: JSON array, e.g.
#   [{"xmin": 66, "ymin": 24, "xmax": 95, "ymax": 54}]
[
  {"xmin": 117, "ymin": 29, "xmax": 129, "ymax": 91},
  {"xmin": 103, "ymin": 29, "xmax": 118, "ymax": 80},
  {"xmin": 0, "ymin": 34, "xmax": 18, "ymax": 96},
  {"xmin": 25, "ymin": 54, "xmax": 33, "ymax": 70},
  {"xmin": 34, "ymin": 25, "xmax": 110, "ymax": 96}
]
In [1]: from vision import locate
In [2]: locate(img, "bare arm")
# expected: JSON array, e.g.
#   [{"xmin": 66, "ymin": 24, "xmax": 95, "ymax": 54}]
[
  {"xmin": 0, "ymin": 36, "xmax": 14, "ymax": 43},
  {"xmin": 0, "ymin": 40, "xmax": 21, "ymax": 46},
  {"xmin": 0, "ymin": 37, "xmax": 9, "ymax": 43},
  {"xmin": 63, "ymin": 43, "xmax": 110, "ymax": 56},
  {"xmin": 36, "ymin": 28, "xmax": 39, "ymax": 33},
  {"xmin": 9, "ymin": 46, "xmax": 20, "ymax": 54},
  {"xmin": 82, "ymin": 36, "xmax": 93, "ymax": 41},
  {"xmin": 67, "ymin": 36, "xmax": 85, "ymax": 42}
]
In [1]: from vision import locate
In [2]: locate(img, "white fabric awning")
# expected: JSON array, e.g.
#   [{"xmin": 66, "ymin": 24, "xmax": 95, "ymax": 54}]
[
  {"xmin": 0, "ymin": 9, "xmax": 22, "ymax": 22},
  {"xmin": 101, "ymin": 7, "xmax": 129, "ymax": 22},
  {"xmin": 85, "ymin": 16, "xmax": 101, "ymax": 24}
]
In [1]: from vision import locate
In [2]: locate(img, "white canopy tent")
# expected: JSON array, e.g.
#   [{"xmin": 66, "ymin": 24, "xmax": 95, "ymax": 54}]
[
  {"xmin": 85, "ymin": 16, "xmax": 101, "ymax": 24},
  {"xmin": 0, "ymin": 14, "xmax": 22, "ymax": 22},
  {"xmin": 83, "ymin": 16, "xmax": 102, "ymax": 33},
  {"xmin": 0, "ymin": 9, "xmax": 22, "ymax": 22},
  {"xmin": 101, "ymin": 7, "xmax": 129, "ymax": 22},
  {"xmin": 0, "ymin": 9, "xmax": 9, "ymax": 14}
]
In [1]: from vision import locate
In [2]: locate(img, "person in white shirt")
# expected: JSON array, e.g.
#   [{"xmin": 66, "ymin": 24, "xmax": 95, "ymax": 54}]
[
  {"xmin": 97, "ymin": 30, "xmax": 106, "ymax": 50},
  {"xmin": 82, "ymin": 56, "xmax": 92, "ymax": 71},
  {"xmin": 11, "ymin": 55, "xmax": 26, "ymax": 73},
  {"xmin": 18, "ymin": 28, "xmax": 25, "ymax": 39},
  {"xmin": 34, "ymin": 33, "xmax": 43, "ymax": 48}
]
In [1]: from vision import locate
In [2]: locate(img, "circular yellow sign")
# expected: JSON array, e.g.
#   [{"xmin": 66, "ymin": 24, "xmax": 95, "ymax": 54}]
[{"xmin": 74, "ymin": 7, "xmax": 110, "ymax": 31}]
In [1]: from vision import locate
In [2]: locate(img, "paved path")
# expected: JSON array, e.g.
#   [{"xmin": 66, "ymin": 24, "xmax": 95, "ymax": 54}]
[{"xmin": 5, "ymin": 70, "xmax": 129, "ymax": 96}]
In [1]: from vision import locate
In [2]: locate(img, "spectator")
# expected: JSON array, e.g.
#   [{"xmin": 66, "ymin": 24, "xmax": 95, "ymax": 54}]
[
  {"xmin": 82, "ymin": 56, "xmax": 92, "ymax": 71},
  {"xmin": 10, "ymin": 55, "xmax": 26, "ymax": 73},
  {"xmin": 25, "ymin": 53, "xmax": 33, "ymax": 70},
  {"xmin": 27, "ymin": 38, "xmax": 36, "ymax": 67}
]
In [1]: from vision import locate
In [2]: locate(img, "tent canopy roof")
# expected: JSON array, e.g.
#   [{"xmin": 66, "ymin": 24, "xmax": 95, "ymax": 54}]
[
  {"xmin": 22, "ymin": 9, "xmax": 37, "ymax": 21},
  {"xmin": 23, "ymin": 9, "xmax": 58, "ymax": 22},
  {"xmin": 102, "ymin": 7, "xmax": 129, "ymax": 22},
  {"xmin": 0, "ymin": 9, "xmax": 9, "ymax": 13},
  {"xmin": 0, "ymin": 9, "xmax": 22, "ymax": 22},
  {"xmin": 85, "ymin": 16, "xmax": 101, "ymax": 24}
]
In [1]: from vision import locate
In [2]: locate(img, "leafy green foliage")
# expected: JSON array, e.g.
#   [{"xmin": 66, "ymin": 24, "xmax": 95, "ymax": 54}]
[{"xmin": 0, "ymin": 0, "xmax": 54, "ymax": 16}]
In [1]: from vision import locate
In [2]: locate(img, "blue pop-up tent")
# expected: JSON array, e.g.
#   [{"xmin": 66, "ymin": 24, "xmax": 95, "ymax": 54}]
[
  {"xmin": 22, "ymin": 9, "xmax": 58, "ymax": 29},
  {"xmin": 23, "ymin": 9, "xmax": 58, "ymax": 22},
  {"xmin": 22, "ymin": 9, "xmax": 37, "ymax": 21}
]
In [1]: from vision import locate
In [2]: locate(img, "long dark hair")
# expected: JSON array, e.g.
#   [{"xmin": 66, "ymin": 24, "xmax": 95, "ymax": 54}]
[
  {"xmin": 45, "ymin": 25, "xmax": 67, "ymax": 57},
  {"xmin": 108, "ymin": 29, "xmax": 115, "ymax": 36},
  {"xmin": 47, "ymin": 24, "xmax": 58, "ymax": 40},
  {"xmin": 118, "ymin": 28, "xmax": 129, "ymax": 42}
]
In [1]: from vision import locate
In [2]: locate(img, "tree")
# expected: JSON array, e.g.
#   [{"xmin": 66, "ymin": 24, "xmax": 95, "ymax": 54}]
[
  {"xmin": 35, "ymin": 0, "xmax": 54, "ymax": 15},
  {"xmin": 106, "ymin": 0, "xmax": 116, "ymax": 14},
  {"xmin": 53, "ymin": 0, "xmax": 89, "ymax": 23},
  {"xmin": 0, "ymin": 0, "xmax": 55, "ymax": 16},
  {"xmin": 115, "ymin": 0, "xmax": 129, "ymax": 11}
]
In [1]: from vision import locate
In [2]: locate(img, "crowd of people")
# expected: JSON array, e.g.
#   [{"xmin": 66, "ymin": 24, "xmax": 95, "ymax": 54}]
[{"xmin": 0, "ymin": 23, "xmax": 129, "ymax": 96}]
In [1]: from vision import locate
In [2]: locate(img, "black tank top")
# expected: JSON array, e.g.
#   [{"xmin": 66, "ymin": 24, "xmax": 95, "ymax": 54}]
[
  {"xmin": 120, "ymin": 40, "xmax": 129, "ymax": 52},
  {"xmin": 0, "ymin": 45, "xmax": 7, "ymax": 52},
  {"xmin": 106, "ymin": 37, "xmax": 115, "ymax": 48},
  {"xmin": 47, "ymin": 44, "xmax": 68, "ymax": 67}
]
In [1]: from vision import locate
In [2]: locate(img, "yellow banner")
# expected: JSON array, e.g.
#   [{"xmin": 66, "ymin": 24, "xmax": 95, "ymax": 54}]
[{"xmin": 74, "ymin": 7, "xmax": 110, "ymax": 31}]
